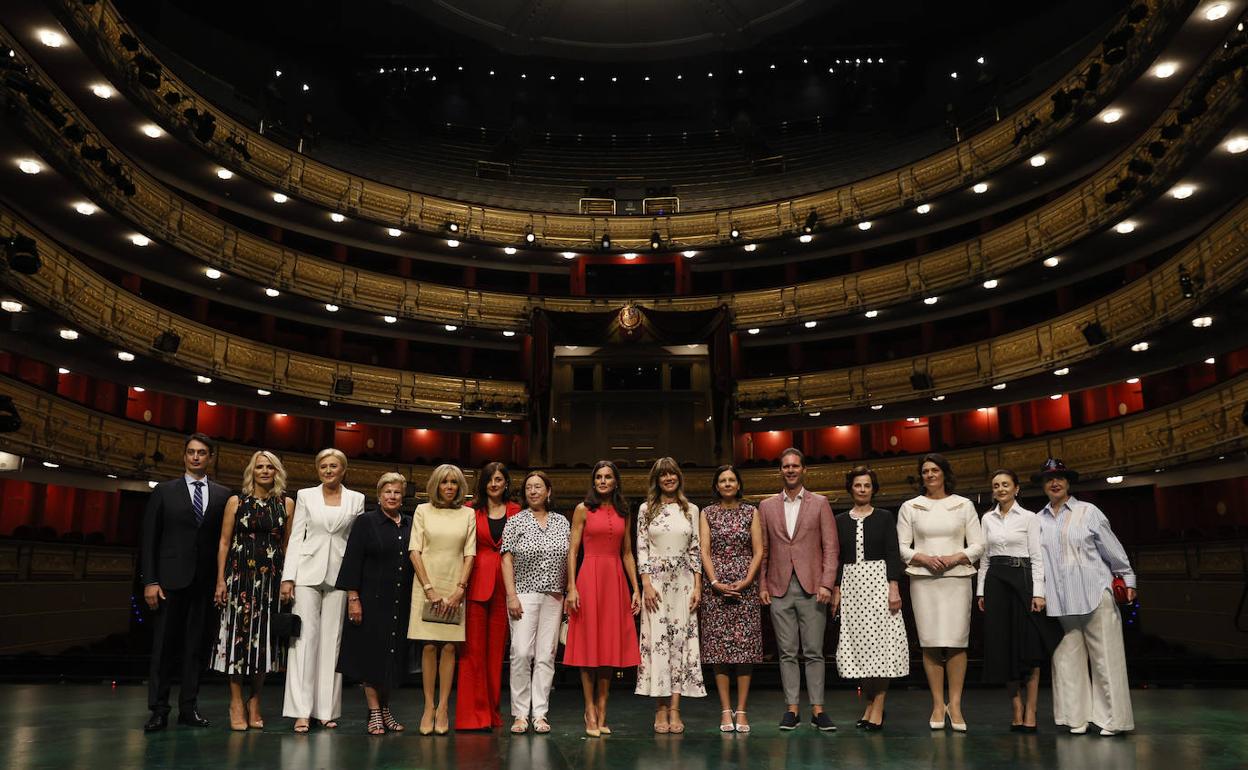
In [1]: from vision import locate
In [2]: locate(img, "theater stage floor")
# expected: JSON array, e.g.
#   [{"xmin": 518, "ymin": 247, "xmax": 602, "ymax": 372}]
[{"xmin": 1, "ymin": 684, "xmax": 1245, "ymax": 769}]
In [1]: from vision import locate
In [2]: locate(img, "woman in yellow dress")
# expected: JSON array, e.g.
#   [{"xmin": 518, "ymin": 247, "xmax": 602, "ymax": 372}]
[{"xmin": 408, "ymin": 464, "xmax": 476, "ymax": 735}]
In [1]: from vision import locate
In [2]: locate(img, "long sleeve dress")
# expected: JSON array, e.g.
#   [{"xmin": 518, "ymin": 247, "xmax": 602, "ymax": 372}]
[
  {"xmin": 634, "ymin": 501, "xmax": 706, "ymax": 698},
  {"xmin": 834, "ymin": 508, "xmax": 908, "ymax": 679},
  {"xmin": 335, "ymin": 508, "xmax": 413, "ymax": 689}
]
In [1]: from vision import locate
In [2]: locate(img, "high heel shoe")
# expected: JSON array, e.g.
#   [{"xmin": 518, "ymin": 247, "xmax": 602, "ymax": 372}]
[
  {"xmin": 719, "ymin": 709, "xmax": 736, "ymax": 733},
  {"xmin": 668, "ymin": 708, "xmax": 685, "ymax": 734},
  {"xmin": 419, "ymin": 710, "xmax": 434, "ymax": 736},
  {"xmin": 367, "ymin": 709, "xmax": 385, "ymax": 735},
  {"xmin": 584, "ymin": 711, "xmax": 601, "ymax": 738},
  {"xmin": 948, "ymin": 704, "xmax": 967, "ymax": 733},
  {"xmin": 228, "ymin": 700, "xmax": 248, "ymax": 732},
  {"xmin": 433, "ymin": 706, "xmax": 450, "ymax": 735},
  {"xmin": 734, "ymin": 711, "xmax": 751, "ymax": 734},
  {"xmin": 929, "ymin": 704, "xmax": 948, "ymax": 730},
  {"xmin": 246, "ymin": 697, "xmax": 265, "ymax": 730},
  {"xmin": 381, "ymin": 707, "xmax": 404, "ymax": 732}
]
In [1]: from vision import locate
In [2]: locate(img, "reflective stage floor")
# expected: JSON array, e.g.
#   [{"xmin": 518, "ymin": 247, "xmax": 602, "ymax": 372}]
[{"xmin": 1, "ymin": 683, "xmax": 1245, "ymax": 769}]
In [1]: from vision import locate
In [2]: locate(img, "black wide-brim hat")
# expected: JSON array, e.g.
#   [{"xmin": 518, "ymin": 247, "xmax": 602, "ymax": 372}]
[{"xmin": 1032, "ymin": 457, "xmax": 1079, "ymax": 484}]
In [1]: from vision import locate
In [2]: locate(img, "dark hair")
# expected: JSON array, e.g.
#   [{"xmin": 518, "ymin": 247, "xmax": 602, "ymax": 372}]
[
  {"xmin": 916, "ymin": 452, "xmax": 956, "ymax": 494},
  {"xmin": 710, "ymin": 464, "xmax": 745, "ymax": 501},
  {"xmin": 779, "ymin": 447, "xmax": 805, "ymax": 467},
  {"xmin": 845, "ymin": 465, "xmax": 880, "ymax": 497},
  {"xmin": 473, "ymin": 461, "xmax": 511, "ymax": 510},
  {"xmin": 184, "ymin": 432, "xmax": 216, "ymax": 455},
  {"xmin": 521, "ymin": 470, "xmax": 553, "ymax": 510},
  {"xmin": 585, "ymin": 460, "xmax": 628, "ymax": 518},
  {"xmin": 989, "ymin": 468, "xmax": 1021, "ymax": 488}
]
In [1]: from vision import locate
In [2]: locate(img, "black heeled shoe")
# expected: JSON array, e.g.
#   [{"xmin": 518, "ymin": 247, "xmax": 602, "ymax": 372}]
[{"xmin": 367, "ymin": 709, "xmax": 385, "ymax": 735}]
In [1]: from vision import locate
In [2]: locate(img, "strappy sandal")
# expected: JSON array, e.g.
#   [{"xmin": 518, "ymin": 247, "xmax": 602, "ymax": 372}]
[
  {"xmin": 734, "ymin": 710, "xmax": 751, "ymax": 734},
  {"xmin": 668, "ymin": 707, "xmax": 685, "ymax": 734},
  {"xmin": 719, "ymin": 709, "xmax": 736, "ymax": 733},
  {"xmin": 293, "ymin": 719, "xmax": 310, "ymax": 734},
  {"xmin": 367, "ymin": 709, "xmax": 385, "ymax": 735},
  {"xmin": 381, "ymin": 707, "xmax": 404, "ymax": 732},
  {"xmin": 533, "ymin": 717, "xmax": 551, "ymax": 734},
  {"xmin": 510, "ymin": 717, "xmax": 529, "ymax": 734},
  {"xmin": 320, "ymin": 719, "xmax": 339, "ymax": 729}
]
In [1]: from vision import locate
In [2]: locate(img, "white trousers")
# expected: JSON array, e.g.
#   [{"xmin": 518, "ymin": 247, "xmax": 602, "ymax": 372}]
[
  {"xmin": 1052, "ymin": 590, "xmax": 1134, "ymax": 732},
  {"xmin": 283, "ymin": 584, "xmax": 346, "ymax": 720},
  {"xmin": 508, "ymin": 592, "xmax": 563, "ymax": 719}
]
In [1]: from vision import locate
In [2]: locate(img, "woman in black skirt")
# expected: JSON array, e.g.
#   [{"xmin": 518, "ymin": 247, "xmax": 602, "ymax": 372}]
[
  {"xmin": 975, "ymin": 469, "xmax": 1061, "ymax": 732},
  {"xmin": 336, "ymin": 472, "xmax": 414, "ymax": 734}
]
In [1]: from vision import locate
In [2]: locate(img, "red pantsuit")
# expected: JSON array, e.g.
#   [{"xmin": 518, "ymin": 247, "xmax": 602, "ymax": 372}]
[{"xmin": 455, "ymin": 502, "xmax": 519, "ymax": 730}]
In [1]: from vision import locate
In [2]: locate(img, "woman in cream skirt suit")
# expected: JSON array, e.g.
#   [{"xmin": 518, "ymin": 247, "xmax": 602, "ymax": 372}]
[{"xmin": 897, "ymin": 453, "xmax": 984, "ymax": 732}]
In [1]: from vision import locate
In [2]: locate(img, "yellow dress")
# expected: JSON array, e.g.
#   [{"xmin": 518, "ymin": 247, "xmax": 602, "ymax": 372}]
[{"xmin": 407, "ymin": 503, "xmax": 477, "ymax": 642}]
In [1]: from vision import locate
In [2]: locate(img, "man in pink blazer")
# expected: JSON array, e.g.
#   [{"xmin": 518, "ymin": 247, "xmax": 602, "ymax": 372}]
[{"xmin": 759, "ymin": 447, "xmax": 839, "ymax": 731}]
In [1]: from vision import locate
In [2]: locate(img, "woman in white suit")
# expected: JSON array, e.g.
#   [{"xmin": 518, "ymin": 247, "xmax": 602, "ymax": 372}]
[
  {"xmin": 897, "ymin": 453, "xmax": 984, "ymax": 732},
  {"xmin": 280, "ymin": 448, "xmax": 365, "ymax": 732}
]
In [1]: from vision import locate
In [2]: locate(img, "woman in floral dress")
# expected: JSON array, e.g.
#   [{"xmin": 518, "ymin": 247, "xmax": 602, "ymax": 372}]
[
  {"xmin": 698, "ymin": 464, "xmax": 763, "ymax": 733},
  {"xmin": 636, "ymin": 456, "xmax": 705, "ymax": 733},
  {"xmin": 212, "ymin": 450, "xmax": 294, "ymax": 730}
]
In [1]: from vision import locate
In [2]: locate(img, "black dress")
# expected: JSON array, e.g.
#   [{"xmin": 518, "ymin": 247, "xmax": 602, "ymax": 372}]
[
  {"xmin": 335, "ymin": 508, "xmax": 414, "ymax": 688},
  {"xmin": 211, "ymin": 494, "xmax": 287, "ymax": 675}
]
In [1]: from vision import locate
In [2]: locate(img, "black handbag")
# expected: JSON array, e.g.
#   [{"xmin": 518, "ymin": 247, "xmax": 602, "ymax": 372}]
[{"xmin": 274, "ymin": 606, "xmax": 301, "ymax": 640}]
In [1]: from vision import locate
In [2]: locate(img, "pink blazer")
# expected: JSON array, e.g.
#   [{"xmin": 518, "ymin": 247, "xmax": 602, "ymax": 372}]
[{"xmin": 758, "ymin": 489, "xmax": 839, "ymax": 597}]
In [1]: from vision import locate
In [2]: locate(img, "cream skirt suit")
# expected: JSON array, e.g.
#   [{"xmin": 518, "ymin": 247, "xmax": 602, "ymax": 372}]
[{"xmin": 897, "ymin": 494, "xmax": 985, "ymax": 648}]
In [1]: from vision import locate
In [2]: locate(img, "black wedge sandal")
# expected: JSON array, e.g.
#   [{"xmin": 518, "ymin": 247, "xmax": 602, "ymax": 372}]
[{"xmin": 367, "ymin": 709, "xmax": 385, "ymax": 735}]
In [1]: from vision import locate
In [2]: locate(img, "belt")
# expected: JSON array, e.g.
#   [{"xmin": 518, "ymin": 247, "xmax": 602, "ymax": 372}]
[{"xmin": 989, "ymin": 556, "xmax": 1030, "ymax": 567}]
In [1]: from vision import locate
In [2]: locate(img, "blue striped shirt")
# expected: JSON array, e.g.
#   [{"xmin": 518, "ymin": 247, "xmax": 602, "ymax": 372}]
[{"xmin": 1037, "ymin": 496, "xmax": 1135, "ymax": 617}]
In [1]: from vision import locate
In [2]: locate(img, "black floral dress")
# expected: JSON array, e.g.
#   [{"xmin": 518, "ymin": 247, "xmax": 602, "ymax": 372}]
[
  {"xmin": 699, "ymin": 503, "xmax": 763, "ymax": 664},
  {"xmin": 211, "ymin": 494, "xmax": 287, "ymax": 675}
]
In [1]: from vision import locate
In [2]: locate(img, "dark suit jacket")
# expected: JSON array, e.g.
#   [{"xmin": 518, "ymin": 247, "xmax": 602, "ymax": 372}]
[{"xmin": 141, "ymin": 476, "xmax": 230, "ymax": 591}]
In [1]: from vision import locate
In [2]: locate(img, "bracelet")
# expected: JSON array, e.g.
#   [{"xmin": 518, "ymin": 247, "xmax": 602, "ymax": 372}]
[
  {"xmin": 422, "ymin": 583, "xmax": 433, "ymax": 591},
  {"xmin": 348, "ymin": 596, "xmax": 360, "ymax": 603},
  {"xmin": 457, "ymin": 582, "xmax": 468, "ymax": 589}
]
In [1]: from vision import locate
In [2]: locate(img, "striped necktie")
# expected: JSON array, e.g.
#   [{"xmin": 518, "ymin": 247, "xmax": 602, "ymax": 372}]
[{"xmin": 192, "ymin": 481, "xmax": 204, "ymax": 525}]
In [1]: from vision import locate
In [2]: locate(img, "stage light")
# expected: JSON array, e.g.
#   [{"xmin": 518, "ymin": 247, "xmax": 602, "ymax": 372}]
[
  {"xmin": 1054, "ymin": 367, "xmax": 1070, "ymax": 376},
  {"xmin": 1030, "ymin": 154, "xmax": 1047, "ymax": 167},
  {"xmin": 993, "ymin": 383, "xmax": 1007, "ymax": 390},
  {"xmin": 623, "ymin": 253, "xmax": 638, "ymax": 261},
  {"xmin": 17, "ymin": 159, "xmax": 42, "ymax": 174},
  {"xmin": 1205, "ymin": 3, "xmax": 1228, "ymax": 20},
  {"xmin": 325, "ymin": 303, "xmax": 339, "ymax": 312},
  {"xmin": 58, "ymin": 368, "xmax": 70, "ymax": 375},
  {"xmin": 1126, "ymin": 377, "xmax": 1140, "ymax": 384},
  {"xmin": 446, "ymin": 222, "xmax": 460, "ymax": 234},
  {"xmin": 1114, "ymin": 221, "xmax": 1136, "ymax": 234},
  {"xmin": 805, "ymin": 321, "xmax": 817, "ymax": 329},
  {"xmin": 318, "ymin": 400, "xmax": 330, "ymax": 406},
  {"xmin": 74, "ymin": 201, "xmax": 97, "ymax": 215},
  {"xmin": 3, "ymin": 236, "xmax": 40, "ymax": 274},
  {"xmin": 526, "ymin": 229, "xmax": 537, "ymax": 244},
  {"xmin": 141, "ymin": 124, "xmax": 164, "ymax": 138},
  {"xmin": 931, "ymin": 395, "xmax": 945, "ymax": 402},
  {"xmin": 272, "ymin": 193, "xmax": 288, "ymax": 203},
  {"xmin": 0, "ymin": 301, "xmax": 22, "ymax": 313},
  {"xmin": 265, "ymin": 287, "xmax": 280, "ymax": 298},
  {"xmin": 744, "ymin": 244, "xmax": 757, "ymax": 252},
  {"xmin": 214, "ymin": 168, "xmax": 233, "ymax": 180},
  {"xmin": 1152, "ymin": 61, "xmax": 1178, "ymax": 79},
  {"xmin": 1205, "ymin": 357, "xmax": 1216, "ymax": 365},
  {"xmin": 864, "ymin": 310, "xmax": 878, "ymax": 319},
  {"xmin": 330, "ymin": 213, "xmax": 345, "ymax": 223},
  {"xmin": 1044, "ymin": 256, "xmax": 1061, "ymax": 268},
  {"xmin": 196, "ymin": 375, "xmax": 212, "ymax": 384},
  {"xmin": 38, "ymin": 30, "xmax": 65, "ymax": 48},
  {"xmin": 446, "ymin": 239, "xmax": 460, "ymax": 248},
  {"xmin": 1130, "ymin": 342, "xmax": 1150, "ymax": 352},
  {"xmin": 60, "ymin": 329, "xmax": 79, "ymax": 340},
  {"xmin": 380, "ymin": 408, "xmax": 392, "ymax": 414},
  {"xmin": 1050, "ymin": 394, "xmax": 1063, "ymax": 400},
  {"xmin": 729, "ymin": 228, "xmax": 741, "ymax": 240},
  {"xmin": 923, "ymin": 296, "xmax": 938, "ymax": 305},
  {"xmin": 747, "ymin": 328, "xmax": 760, "ymax": 335},
  {"xmin": 561, "ymin": 252, "xmax": 577, "ymax": 260},
  {"xmin": 1100, "ymin": 109, "xmax": 1123, "ymax": 124},
  {"xmin": 257, "ymin": 388, "xmax": 271, "ymax": 396},
  {"xmin": 383, "ymin": 315, "xmax": 397, "ymax": 324},
  {"xmin": 682, "ymin": 250, "xmax": 697, "ymax": 258},
  {"xmin": 950, "ymin": 71, "xmax": 958, "ymax": 79},
  {"xmin": 972, "ymin": 182, "xmax": 989, "ymax": 194},
  {"xmin": 503, "ymin": 247, "xmax": 517, "ymax": 255},
  {"xmin": 1191, "ymin": 316, "xmax": 1212, "ymax": 328},
  {"xmin": 1170, "ymin": 184, "xmax": 1195, "ymax": 199},
  {"xmin": 799, "ymin": 234, "xmax": 813, "ymax": 243},
  {"xmin": 301, "ymin": 84, "xmax": 309, "ymax": 92},
  {"xmin": 870, "ymin": 404, "xmax": 883, "ymax": 410},
  {"xmin": 915, "ymin": 204, "xmax": 931, "ymax": 214},
  {"xmin": 131, "ymin": 386, "xmax": 145, "ymax": 393},
  {"xmin": 91, "ymin": 83, "xmax": 114, "ymax": 99},
  {"xmin": 808, "ymin": 411, "xmax": 821, "ymax": 417},
  {"xmin": 117, "ymin": 351, "xmax": 135, "ymax": 362},
  {"xmin": 1224, "ymin": 136, "xmax": 1248, "ymax": 154},
  {"xmin": 204, "ymin": 268, "xmax": 221, "ymax": 280},
  {"xmin": 982, "ymin": 279, "xmax": 998, "ymax": 289},
  {"xmin": 503, "ymin": 330, "xmax": 516, "ymax": 337},
  {"xmin": 858, "ymin": 221, "xmax": 872, "ymax": 231},
  {"xmin": 445, "ymin": 324, "xmax": 458, "ymax": 332}
]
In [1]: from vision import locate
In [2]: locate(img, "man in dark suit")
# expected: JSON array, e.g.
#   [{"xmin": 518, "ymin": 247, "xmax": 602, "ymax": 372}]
[{"xmin": 141, "ymin": 432, "xmax": 230, "ymax": 731}]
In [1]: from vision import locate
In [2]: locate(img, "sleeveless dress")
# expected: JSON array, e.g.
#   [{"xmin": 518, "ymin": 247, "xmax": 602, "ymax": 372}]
[
  {"xmin": 563, "ymin": 505, "xmax": 641, "ymax": 668},
  {"xmin": 212, "ymin": 494, "xmax": 287, "ymax": 674},
  {"xmin": 699, "ymin": 503, "xmax": 763, "ymax": 664}
]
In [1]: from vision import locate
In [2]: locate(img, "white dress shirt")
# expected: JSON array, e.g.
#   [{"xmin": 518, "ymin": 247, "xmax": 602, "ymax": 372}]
[
  {"xmin": 184, "ymin": 473, "xmax": 209, "ymax": 512},
  {"xmin": 1038, "ymin": 496, "xmax": 1135, "ymax": 617},
  {"xmin": 976, "ymin": 502, "xmax": 1045, "ymax": 598},
  {"xmin": 783, "ymin": 488, "xmax": 805, "ymax": 539}
]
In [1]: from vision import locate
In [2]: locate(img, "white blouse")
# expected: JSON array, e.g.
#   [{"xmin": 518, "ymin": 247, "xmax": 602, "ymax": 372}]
[{"xmin": 976, "ymin": 503, "xmax": 1045, "ymax": 598}]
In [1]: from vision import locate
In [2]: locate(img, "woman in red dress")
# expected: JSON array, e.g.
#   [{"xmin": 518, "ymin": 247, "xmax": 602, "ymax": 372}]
[
  {"xmin": 456, "ymin": 462, "xmax": 520, "ymax": 730},
  {"xmin": 564, "ymin": 460, "xmax": 641, "ymax": 737}
]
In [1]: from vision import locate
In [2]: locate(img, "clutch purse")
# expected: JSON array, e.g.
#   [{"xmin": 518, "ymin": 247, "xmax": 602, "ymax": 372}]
[
  {"xmin": 1111, "ymin": 574, "xmax": 1130, "ymax": 604},
  {"xmin": 274, "ymin": 608, "xmax": 301, "ymax": 640},
  {"xmin": 421, "ymin": 600, "xmax": 464, "ymax": 626}
]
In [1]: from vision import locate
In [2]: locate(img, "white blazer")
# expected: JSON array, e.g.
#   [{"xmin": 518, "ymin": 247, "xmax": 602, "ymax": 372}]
[
  {"xmin": 281, "ymin": 484, "xmax": 365, "ymax": 587},
  {"xmin": 897, "ymin": 493, "xmax": 985, "ymax": 578}
]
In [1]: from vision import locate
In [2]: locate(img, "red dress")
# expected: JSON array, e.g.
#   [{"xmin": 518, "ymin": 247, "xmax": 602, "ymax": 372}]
[
  {"xmin": 456, "ymin": 501, "xmax": 519, "ymax": 730},
  {"xmin": 564, "ymin": 505, "xmax": 641, "ymax": 668}
]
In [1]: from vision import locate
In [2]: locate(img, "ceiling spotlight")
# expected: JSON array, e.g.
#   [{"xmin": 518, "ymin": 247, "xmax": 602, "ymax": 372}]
[
  {"xmin": 982, "ymin": 279, "xmax": 999, "ymax": 289},
  {"xmin": 215, "ymin": 168, "xmax": 233, "ymax": 180},
  {"xmin": 272, "ymin": 192, "xmax": 288, "ymax": 203},
  {"xmin": 117, "ymin": 351, "xmax": 135, "ymax": 362},
  {"xmin": 950, "ymin": 71, "xmax": 958, "ymax": 79},
  {"xmin": 17, "ymin": 159, "xmax": 42, "ymax": 174},
  {"xmin": 1131, "ymin": 341, "xmax": 1150, "ymax": 352},
  {"xmin": 0, "ymin": 300, "xmax": 23, "ymax": 313},
  {"xmin": 196, "ymin": 375, "xmax": 212, "ymax": 384},
  {"xmin": 503, "ymin": 246, "xmax": 517, "ymax": 255},
  {"xmin": 257, "ymin": 388, "xmax": 271, "ymax": 396},
  {"xmin": 265, "ymin": 287, "xmax": 280, "ymax": 297},
  {"xmin": 204, "ymin": 268, "xmax": 222, "ymax": 280},
  {"xmin": 38, "ymin": 30, "xmax": 65, "ymax": 48},
  {"xmin": 870, "ymin": 404, "xmax": 883, "ymax": 411},
  {"xmin": 561, "ymin": 251, "xmax": 577, "ymax": 260},
  {"xmin": 1100, "ymin": 108, "xmax": 1124, "ymax": 124},
  {"xmin": 525, "ymin": 229, "xmax": 537, "ymax": 244},
  {"xmin": 650, "ymin": 231, "xmax": 661, "ymax": 250},
  {"xmin": 1126, "ymin": 377, "xmax": 1140, "ymax": 384},
  {"xmin": 799, "ymin": 234, "xmax": 813, "ymax": 243},
  {"xmin": 857, "ymin": 221, "xmax": 872, "ymax": 231},
  {"xmin": 74, "ymin": 202, "xmax": 97, "ymax": 216},
  {"xmin": 1169, "ymin": 184, "xmax": 1196, "ymax": 199},
  {"xmin": 275, "ymin": 69, "xmax": 282, "ymax": 78},
  {"xmin": 1029, "ymin": 154, "xmax": 1047, "ymax": 167},
  {"xmin": 915, "ymin": 203, "xmax": 931, "ymax": 214},
  {"xmin": 445, "ymin": 324, "xmax": 458, "ymax": 332},
  {"xmin": 324, "ymin": 303, "xmax": 339, "ymax": 312},
  {"xmin": 682, "ymin": 250, "xmax": 697, "ymax": 258},
  {"xmin": 131, "ymin": 386, "xmax": 145, "ymax": 393},
  {"xmin": 446, "ymin": 239, "xmax": 460, "ymax": 248},
  {"xmin": 301, "ymin": 83, "xmax": 309, "ymax": 92},
  {"xmin": 1054, "ymin": 367, "xmax": 1070, "ymax": 376},
  {"xmin": 1049, "ymin": 393, "xmax": 1064, "ymax": 400},
  {"xmin": 91, "ymin": 83, "xmax": 115, "ymax": 99},
  {"xmin": 1191, "ymin": 316, "xmax": 1213, "ymax": 328},
  {"xmin": 923, "ymin": 296, "xmax": 938, "ymax": 305},
  {"xmin": 1152, "ymin": 61, "xmax": 1178, "ymax": 79},
  {"xmin": 992, "ymin": 383, "xmax": 1007, "ymax": 390},
  {"xmin": 743, "ymin": 243, "xmax": 757, "ymax": 252},
  {"xmin": 729, "ymin": 227, "xmax": 741, "ymax": 240},
  {"xmin": 1114, "ymin": 221, "xmax": 1137, "ymax": 234},
  {"xmin": 1224, "ymin": 136, "xmax": 1248, "ymax": 154},
  {"xmin": 1205, "ymin": 3, "xmax": 1229, "ymax": 20},
  {"xmin": 1205, "ymin": 357, "xmax": 1216, "ymax": 364},
  {"xmin": 1106, "ymin": 475, "xmax": 1124, "ymax": 484},
  {"xmin": 318, "ymin": 400, "xmax": 329, "ymax": 406},
  {"xmin": 747, "ymin": 328, "xmax": 760, "ymax": 335},
  {"xmin": 141, "ymin": 124, "xmax": 164, "ymax": 138},
  {"xmin": 386, "ymin": 228, "xmax": 402, "ymax": 237},
  {"xmin": 931, "ymin": 395, "xmax": 946, "ymax": 402},
  {"xmin": 58, "ymin": 368, "xmax": 70, "ymax": 375},
  {"xmin": 380, "ymin": 408, "xmax": 392, "ymax": 414},
  {"xmin": 804, "ymin": 320, "xmax": 817, "ymax": 329},
  {"xmin": 750, "ymin": 416, "xmax": 762, "ymax": 422},
  {"xmin": 1044, "ymin": 256, "xmax": 1061, "ymax": 268},
  {"xmin": 130, "ymin": 234, "xmax": 151, "ymax": 246},
  {"xmin": 864, "ymin": 310, "xmax": 879, "ymax": 319},
  {"xmin": 330, "ymin": 212, "xmax": 345, "ymax": 223},
  {"xmin": 623, "ymin": 253, "xmax": 638, "ymax": 261},
  {"xmin": 502, "ymin": 330, "xmax": 516, "ymax": 337},
  {"xmin": 972, "ymin": 182, "xmax": 989, "ymax": 194},
  {"xmin": 59, "ymin": 329, "xmax": 79, "ymax": 340},
  {"xmin": 808, "ymin": 411, "xmax": 821, "ymax": 417}
]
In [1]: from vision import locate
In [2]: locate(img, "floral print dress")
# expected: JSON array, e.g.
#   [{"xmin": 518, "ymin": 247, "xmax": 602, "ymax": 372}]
[
  {"xmin": 211, "ymin": 494, "xmax": 287, "ymax": 674},
  {"xmin": 699, "ymin": 503, "xmax": 763, "ymax": 664},
  {"xmin": 634, "ymin": 501, "xmax": 707, "ymax": 698}
]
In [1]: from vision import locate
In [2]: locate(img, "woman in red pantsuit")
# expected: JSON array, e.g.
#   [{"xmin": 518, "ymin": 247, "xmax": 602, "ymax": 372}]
[{"xmin": 456, "ymin": 462, "xmax": 520, "ymax": 730}]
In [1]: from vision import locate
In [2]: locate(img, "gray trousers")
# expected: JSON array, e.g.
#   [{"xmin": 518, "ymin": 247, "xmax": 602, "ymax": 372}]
[{"xmin": 769, "ymin": 574, "xmax": 827, "ymax": 706}]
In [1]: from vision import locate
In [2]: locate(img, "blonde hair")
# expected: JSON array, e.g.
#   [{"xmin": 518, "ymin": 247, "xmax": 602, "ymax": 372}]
[
  {"xmin": 426, "ymin": 464, "xmax": 468, "ymax": 509},
  {"xmin": 643, "ymin": 456, "xmax": 692, "ymax": 528},
  {"xmin": 241, "ymin": 450, "xmax": 287, "ymax": 499},
  {"xmin": 315, "ymin": 447, "xmax": 348, "ymax": 474},
  {"xmin": 376, "ymin": 471, "xmax": 407, "ymax": 499}
]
